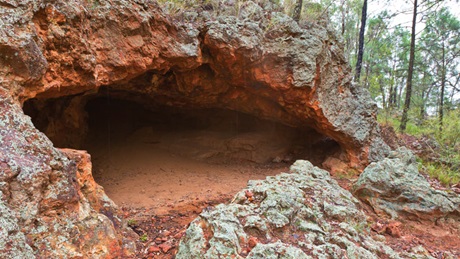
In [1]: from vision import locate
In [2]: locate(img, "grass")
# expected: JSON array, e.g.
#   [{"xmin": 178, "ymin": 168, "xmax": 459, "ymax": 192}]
[
  {"xmin": 378, "ymin": 109, "xmax": 460, "ymax": 186},
  {"xmin": 127, "ymin": 219, "xmax": 137, "ymax": 226},
  {"xmin": 139, "ymin": 233, "xmax": 148, "ymax": 242},
  {"xmin": 419, "ymin": 160, "xmax": 460, "ymax": 186}
]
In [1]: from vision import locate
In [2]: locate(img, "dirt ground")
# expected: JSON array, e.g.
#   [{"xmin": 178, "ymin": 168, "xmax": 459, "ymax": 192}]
[
  {"xmin": 87, "ymin": 123, "xmax": 296, "ymax": 258},
  {"xmin": 88, "ymin": 127, "xmax": 291, "ymax": 214},
  {"xmin": 84, "ymin": 100, "xmax": 334, "ymax": 215}
]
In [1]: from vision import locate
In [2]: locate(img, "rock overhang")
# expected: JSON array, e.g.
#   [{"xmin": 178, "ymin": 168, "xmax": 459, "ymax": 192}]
[{"xmin": 4, "ymin": 0, "xmax": 389, "ymax": 169}]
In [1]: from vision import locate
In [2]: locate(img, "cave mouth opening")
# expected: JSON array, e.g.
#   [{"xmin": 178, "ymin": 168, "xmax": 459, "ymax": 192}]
[{"xmin": 23, "ymin": 92, "xmax": 341, "ymax": 213}]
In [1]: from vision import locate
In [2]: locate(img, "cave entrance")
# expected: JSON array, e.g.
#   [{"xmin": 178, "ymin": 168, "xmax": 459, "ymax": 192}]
[{"xmin": 23, "ymin": 94, "xmax": 340, "ymax": 214}]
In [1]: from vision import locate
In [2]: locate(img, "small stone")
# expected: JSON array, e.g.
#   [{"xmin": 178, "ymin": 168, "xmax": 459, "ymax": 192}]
[
  {"xmin": 245, "ymin": 190, "xmax": 254, "ymax": 198},
  {"xmin": 248, "ymin": 236, "xmax": 258, "ymax": 248},
  {"xmin": 385, "ymin": 221, "xmax": 401, "ymax": 238},
  {"xmin": 161, "ymin": 230, "xmax": 171, "ymax": 237},
  {"xmin": 148, "ymin": 246, "xmax": 160, "ymax": 253},
  {"xmin": 174, "ymin": 232, "xmax": 184, "ymax": 239},
  {"xmin": 272, "ymin": 156, "xmax": 282, "ymax": 163},
  {"xmin": 159, "ymin": 243, "xmax": 173, "ymax": 253},
  {"xmin": 371, "ymin": 222, "xmax": 386, "ymax": 234}
]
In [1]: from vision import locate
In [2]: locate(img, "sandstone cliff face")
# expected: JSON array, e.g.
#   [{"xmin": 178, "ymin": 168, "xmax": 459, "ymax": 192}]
[
  {"xmin": 1, "ymin": 0, "xmax": 388, "ymax": 166},
  {"xmin": 1, "ymin": 0, "xmax": 390, "ymax": 257}
]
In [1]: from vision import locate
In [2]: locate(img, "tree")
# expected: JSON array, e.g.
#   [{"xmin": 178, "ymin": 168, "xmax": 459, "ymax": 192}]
[
  {"xmin": 363, "ymin": 14, "xmax": 394, "ymax": 109},
  {"xmin": 293, "ymin": 0, "xmax": 303, "ymax": 22},
  {"xmin": 400, "ymin": 0, "xmax": 418, "ymax": 132},
  {"xmin": 354, "ymin": 0, "xmax": 367, "ymax": 82},
  {"xmin": 420, "ymin": 7, "xmax": 460, "ymax": 130}
]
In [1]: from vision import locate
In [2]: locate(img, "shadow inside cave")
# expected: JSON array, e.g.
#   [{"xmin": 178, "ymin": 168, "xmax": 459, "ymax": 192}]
[{"xmin": 23, "ymin": 94, "xmax": 341, "ymax": 213}]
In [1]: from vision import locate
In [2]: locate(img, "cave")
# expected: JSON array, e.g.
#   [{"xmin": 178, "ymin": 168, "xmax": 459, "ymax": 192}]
[{"xmin": 23, "ymin": 90, "xmax": 341, "ymax": 213}]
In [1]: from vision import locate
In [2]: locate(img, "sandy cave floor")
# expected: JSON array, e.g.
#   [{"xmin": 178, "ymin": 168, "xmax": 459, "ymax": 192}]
[
  {"xmin": 88, "ymin": 127, "xmax": 291, "ymax": 215},
  {"xmin": 85, "ymin": 124, "xmax": 297, "ymax": 258}
]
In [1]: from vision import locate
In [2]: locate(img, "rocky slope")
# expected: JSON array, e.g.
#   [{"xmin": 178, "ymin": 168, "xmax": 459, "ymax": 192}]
[
  {"xmin": 177, "ymin": 160, "xmax": 459, "ymax": 258},
  {"xmin": 177, "ymin": 160, "xmax": 402, "ymax": 258},
  {"xmin": 353, "ymin": 148, "xmax": 460, "ymax": 220}
]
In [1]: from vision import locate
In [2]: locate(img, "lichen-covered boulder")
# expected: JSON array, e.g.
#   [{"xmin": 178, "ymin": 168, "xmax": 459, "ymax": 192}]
[
  {"xmin": 353, "ymin": 148, "xmax": 460, "ymax": 220},
  {"xmin": 177, "ymin": 160, "xmax": 402, "ymax": 258}
]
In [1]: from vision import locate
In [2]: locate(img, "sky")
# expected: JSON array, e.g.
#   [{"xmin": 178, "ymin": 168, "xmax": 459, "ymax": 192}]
[
  {"xmin": 368, "ymin": 0, "xmax": 460, "ymax": 33},
  {"xmin": 368, "ymin": 0, "xmax": 460, "ymax": 104}
]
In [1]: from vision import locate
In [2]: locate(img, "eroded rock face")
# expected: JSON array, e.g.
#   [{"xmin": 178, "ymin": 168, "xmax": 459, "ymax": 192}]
[
  {"xmin": 1, "ymin": 0, "xmax": 391, "ymax": 257},
  {"xmin": 1, "ymin": 0, "xmax": 388, "ymax": 168},
  {"xmin": 177, "ymin": 160, "xmax": 436, "ymax": 259},
  {"xmin": 0, "ymin": 90, "xmax": 136, "ymax": 258}
]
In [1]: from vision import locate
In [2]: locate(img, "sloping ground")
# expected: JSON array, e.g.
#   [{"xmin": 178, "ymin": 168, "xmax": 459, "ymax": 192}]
[{"xmin": 177, "ymin": 160, "xmax": 401, "ymax": 258}]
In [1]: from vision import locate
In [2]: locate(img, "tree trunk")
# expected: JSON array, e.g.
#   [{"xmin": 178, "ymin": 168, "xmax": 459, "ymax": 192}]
[
  {"xmin": 420, "ymin": 90, "xmax": 426, "ymax": 120},
  {"xmin": 439, "ymin": 45, "xmax": 446, "ymax": 131},
  {"xmin": 341, "ymin": 0, "xmax": 346, "ymax": 35},
  {"xmin": 379, "ymin": 77, "xmax": 387, "ymax": 109},
  {"xmin": 354, "ymin": 0, "xmax": 367, "ymax": 82},
  {"xmin": 400, "ymin": 0, "xmax": 418, "ymax": 132},
  {"xmin": 388, "ymin": 60, "xmax": 397, "ymax": 108},
  {"xmin": 293, "ymin": 0, "xmax": 303, "ymax": 23}
]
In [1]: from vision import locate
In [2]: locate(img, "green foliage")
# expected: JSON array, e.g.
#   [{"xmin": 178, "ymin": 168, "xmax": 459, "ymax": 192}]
[
  {"xmin": 379, "ymin": 109, "xmax": 460, "ymax": 186},
  {"xmin": 127, "ymin": 219, "xmax": 137, "ymax": 226},
  {"xmin": 139, "ymin": 233, "xmax": 148, "ymax": 242},
  {"xmin": 302, "ymin": 2, "xmax": 324, "ymax": 22},
  {"xmin": 421, "ymin": 162, "xmax": 460, "ymax": 186}
]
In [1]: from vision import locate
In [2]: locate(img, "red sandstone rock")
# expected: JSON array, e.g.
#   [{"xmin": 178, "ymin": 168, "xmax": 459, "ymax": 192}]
[
  {"xmin": 248, "ymin": 236, "xmax": 259, "ymax": 249},
  {"xmin": 148, "ymin": 245, "xmax": 161, "ymax": 253},
  {"xmin": 159, "ymin": 242, "xmax": 173, "ymax": 253},
  {"xmin": 386, "ymin": 221, "xmax": 402, "ymax": 238}
]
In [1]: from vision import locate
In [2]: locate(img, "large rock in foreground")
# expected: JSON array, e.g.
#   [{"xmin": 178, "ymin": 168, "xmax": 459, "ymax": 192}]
[
  {"xmin": 177, "ymin": 161, "xmax": 404, "ymax": 258},
  {"xmin": 353, "ymin": 148, "xmax": 460, "ymax": 220}
]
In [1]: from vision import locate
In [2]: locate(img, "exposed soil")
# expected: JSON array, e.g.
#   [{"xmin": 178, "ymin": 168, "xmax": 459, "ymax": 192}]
[
  {"xmin": 88, "ymin": 127, "xmax": 291, "ymax": 214},
  {"xmin": 364, "ymin": 207, "xmax": 460, "ymax": 259}
]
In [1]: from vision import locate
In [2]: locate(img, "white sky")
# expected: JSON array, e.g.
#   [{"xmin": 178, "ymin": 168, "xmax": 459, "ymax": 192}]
[
  {"xmin": 368, "ymin": 0, "xmax": 460, "ymax": 33},
  {"xmin": 368, "ymin": 0, "xmax": 460, "ymax": 104}
]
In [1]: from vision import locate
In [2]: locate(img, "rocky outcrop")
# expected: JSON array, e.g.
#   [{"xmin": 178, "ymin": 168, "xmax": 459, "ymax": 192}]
[
  {"xmin": 0, "ymin": 90, "xmax": 136, "ymax": 258},
  {"xmin": 177, "ymin": 160, "xmax": 436, "ymax": 258},
  {"xmin": 1, "ymin": 0, "xmax": 391, "ymax": 257},
  {"xmin": 1, "ymin": 0, "xmax": 388, "ymax": 168},
  {"xmin": 353, "ymin": 148, "xmax": 460, "ymax": 220}
]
